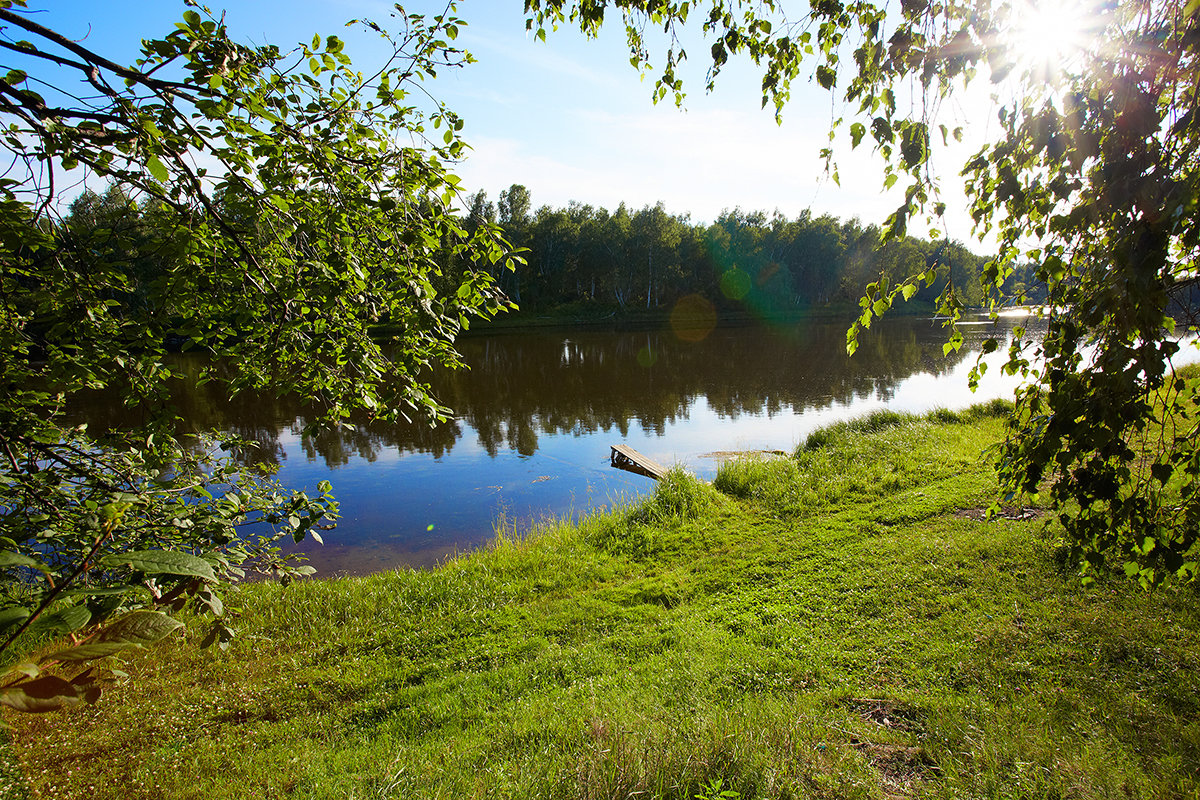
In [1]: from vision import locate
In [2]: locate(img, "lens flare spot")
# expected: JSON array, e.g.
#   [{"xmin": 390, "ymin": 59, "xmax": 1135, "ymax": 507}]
[
  {"xmin": 756, "ymin": 262, "xmax": 781, "ymax": 287},
  {"xmin": 670, "ymin": 294, "xmax": 717, "ymax": 342},
  {"xmin": 720, "ymin": 268, "xmax": 751, "ymax": 301},
  {"xmin": 636, "ymin": 345, "xmax": 658, "ymax": 368}
]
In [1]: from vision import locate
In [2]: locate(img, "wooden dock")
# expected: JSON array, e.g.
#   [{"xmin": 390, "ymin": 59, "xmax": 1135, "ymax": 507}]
[{"xmin": 610, "ymin": 444, "xmax": 668, "ymax": 481}]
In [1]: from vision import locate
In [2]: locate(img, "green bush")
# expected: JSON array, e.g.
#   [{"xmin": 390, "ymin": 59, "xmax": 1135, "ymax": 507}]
[{"xmin": 801, "ymin": 401, "xmax": 1014, "ymax": 453}]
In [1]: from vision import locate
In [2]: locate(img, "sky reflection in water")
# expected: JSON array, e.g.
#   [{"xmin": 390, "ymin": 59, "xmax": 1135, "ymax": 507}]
[
  {"xmin": 255, "ymin": 313, "xmax": 1047, "ymax": 575},
  {"xmin": 67, "ymin": 312, "xmax": 1060, "ymax": 575}
]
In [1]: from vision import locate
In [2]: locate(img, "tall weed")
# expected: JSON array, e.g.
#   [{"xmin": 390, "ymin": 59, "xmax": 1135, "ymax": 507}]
[
  {"xmin": 586, "ymin": 470, "xmax": 718, "ymax": 558},
  {"xmin": 800, "ymin": 401, "xmax": 1012, "ymax": 453},
  {"xmin": 629, "ymin": 469, "xmax": 717, "ymax": 525}
]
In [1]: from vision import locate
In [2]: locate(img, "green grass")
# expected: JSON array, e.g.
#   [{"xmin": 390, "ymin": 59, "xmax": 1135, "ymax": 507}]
[{"xmin": 5, "ymin": 404, "xmax": 1199, "ymax": 799}]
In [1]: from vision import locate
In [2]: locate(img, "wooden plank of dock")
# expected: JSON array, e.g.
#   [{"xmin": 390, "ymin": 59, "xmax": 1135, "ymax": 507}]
[{"xmin": 610, "ymin": 444, "xmax": 669, "ymax": 481}]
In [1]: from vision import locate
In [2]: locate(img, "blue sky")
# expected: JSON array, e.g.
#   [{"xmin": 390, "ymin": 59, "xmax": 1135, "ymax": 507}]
[{"xmin": 27, "ymin": 0, "xmax": 990, "ymax": 235}]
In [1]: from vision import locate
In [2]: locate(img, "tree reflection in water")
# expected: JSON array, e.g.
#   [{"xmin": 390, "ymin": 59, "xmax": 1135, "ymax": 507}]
[{"xmin": 68, "ymin": 313, "xmax": 1043, "ymax": 574}]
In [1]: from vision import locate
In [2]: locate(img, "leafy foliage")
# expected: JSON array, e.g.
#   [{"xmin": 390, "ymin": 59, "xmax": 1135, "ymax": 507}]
[
  {"xmin": 0, "ymin": 0, "xmax": 514, "ymax": 709},
  {"xmin": 528, "ymin": 0, "xmax": 1200, "ymax": 586}
]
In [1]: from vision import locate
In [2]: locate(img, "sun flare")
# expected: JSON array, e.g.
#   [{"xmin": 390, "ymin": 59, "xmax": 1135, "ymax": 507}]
[{"xmin": 1002, "ymin": 0, "xmax": 1106, "ymax": 81}]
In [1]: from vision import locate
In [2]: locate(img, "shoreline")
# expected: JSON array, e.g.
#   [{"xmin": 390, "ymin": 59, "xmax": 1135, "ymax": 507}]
[{"xmin": 7, "ymin": 402, "xmax": 1198, "ymax": 799}]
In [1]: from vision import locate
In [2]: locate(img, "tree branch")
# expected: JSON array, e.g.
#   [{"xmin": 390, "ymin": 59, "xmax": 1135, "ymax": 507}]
[{"xmin": 0, "ymin": 8, "xmax": 204, "ymax": 96}]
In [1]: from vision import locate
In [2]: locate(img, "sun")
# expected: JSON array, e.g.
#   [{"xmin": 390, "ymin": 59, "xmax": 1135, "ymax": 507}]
[{"xmin": 1000, "ymin": 0, "xmax": 1107, "ymax": 82}]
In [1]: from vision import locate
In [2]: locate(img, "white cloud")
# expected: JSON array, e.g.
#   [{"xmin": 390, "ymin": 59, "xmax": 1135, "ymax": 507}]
[
  {"xmin": 456, "ymin": 101, "xmax": 916, "ymax": 227},
  {"xmin": 447, "ymin": 10, "xmax": 1003, "ymax": 245},
  {"xmin": 457, "ymin": 26, "xmax": 628, "ymax": 93}
]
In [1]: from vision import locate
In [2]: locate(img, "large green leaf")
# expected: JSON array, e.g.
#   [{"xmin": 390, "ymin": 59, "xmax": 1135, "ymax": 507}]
[
  {"xmin": 0, "ymin": 676, "xmax": 80, "ymax": 713},
  {"xmin": 0, "ymin": 551, "xmax": 50, "ymax": 574},
  {"xmin": 28, "ymin": 604, "xmax": 91, "ymax": 637},
  {"xmin": 145, "ymin": 154, "xmax": 169, "ymax": 183},
  {"xmin": 95, "ymin": 610, "xmax": 184, "ymax": 646},
  {"xmin": 0, "ymin": 606, "xmax": 30, "ymax": 634},
  {"xmin": 64, "ymin": 585, "xmax": 148, "ymax": 598},
  {"xmin": 41, "ymin": 641, "xmax": 132, "ymax": 664},
  {"xmin": 99, "ymin": 550, "xmax": 215, "ymax": 580}
]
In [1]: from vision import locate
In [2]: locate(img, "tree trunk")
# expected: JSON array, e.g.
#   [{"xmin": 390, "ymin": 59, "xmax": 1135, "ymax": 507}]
[{"xmin": 646, "ymin": 248, "xmax": 653, "ymax": 309}]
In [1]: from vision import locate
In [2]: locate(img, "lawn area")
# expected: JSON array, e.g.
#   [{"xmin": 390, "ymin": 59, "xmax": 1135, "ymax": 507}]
[{"xmin": 3, "ymin": 406, "xmax": 1198, "ymax": 799}]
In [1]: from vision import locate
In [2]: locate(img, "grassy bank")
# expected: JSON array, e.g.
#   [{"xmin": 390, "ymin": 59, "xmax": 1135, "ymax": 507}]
[{"xmin": 4, "ymin": 406, "xmax": 1199, "ymax": 799}]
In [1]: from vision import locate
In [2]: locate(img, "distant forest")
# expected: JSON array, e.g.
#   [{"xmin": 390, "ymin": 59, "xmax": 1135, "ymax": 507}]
[
  {"xmin": 465, "ymin": 184, "xmax": 1043, "ymax": 317},
  {"xmin": 60, "ymin": 183, "xmax": 1041, "ymax": 330}
]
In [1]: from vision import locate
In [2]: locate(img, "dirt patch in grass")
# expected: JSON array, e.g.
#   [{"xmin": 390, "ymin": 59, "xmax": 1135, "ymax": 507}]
[
  {"xmin": 845, "ymin": 698, "xmax": 925, "ymax": 733},
  {"xmin": 954, "ymin": 506, "xmax": 1043, "ymax": 521},
  {"xmin": 838, "ymin": 699, "xmax": 938, "ymax": 798},
  {"xmin": 860, "ymin": 743, "xmax": 936, "ymax": 799},
  {"xmin": 700, "ymin": 450, "xmax": 790, "ymax": 459}
]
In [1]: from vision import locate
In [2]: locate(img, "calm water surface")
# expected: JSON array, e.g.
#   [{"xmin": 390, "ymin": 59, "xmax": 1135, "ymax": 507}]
[{"xmin": 78, "ymin": 312, "xmax": 1047, "ymax": 575}]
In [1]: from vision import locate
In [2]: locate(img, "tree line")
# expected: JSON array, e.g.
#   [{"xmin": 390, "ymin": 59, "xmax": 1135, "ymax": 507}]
[
  {"xmin": 463, "ymin": 184, "xmax": 1043, "ymax": 317},
  {"xmin": 61, "ymin": 181, "xmax": 1044, "ymax": 333}
]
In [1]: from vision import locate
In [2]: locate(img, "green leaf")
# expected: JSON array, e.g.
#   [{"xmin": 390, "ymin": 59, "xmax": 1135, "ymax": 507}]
[
  {"xmin": 146, "ymin": 155, "xmax": 169, "ymax": 184},
  {"xmin": 900, "ymin": 283, "xmax": 917, "ymax": 301},
  {"xmin": 29, "ymin": 604, "xmax": 91, "ymax": 637},
  {"xmin": 95, "ymin": 610, "xmax": 185, "ymax": 646},
  {"xmin": 0, "ymin": 676, "xmax": 80, "ymax": 713},
  {"xmin": 0, "ymin": 550, "xmax": 49, "ymax": 573},
  {"xmin": 196, "ymin": 589, "xmax": 224, "ymax": 617},
  {"xmin": 850, "ymin": 122, "xmax": 865, "ymax": 148},
  {"xmin": 0, "ymin": 606, "xmax": 30, "ymax": 634},
  {"xmin": 4, "ymin": 662, "xmax": 39, "ymax": 681},
  {"xmin": 41, "ymin": 641, "xmax": 133, "ymax": 664},
  {"xmin": 64, "ymin": 585, "xmax": 146, "ymax": 598},
  {"xmin": 99, "ymin": 550, "xmax": 215, "ymax": 580}
]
